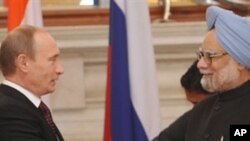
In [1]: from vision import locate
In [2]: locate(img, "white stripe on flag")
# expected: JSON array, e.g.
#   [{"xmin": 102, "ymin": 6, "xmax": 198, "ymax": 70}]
[{"xmin": 21, "ymin": 0, "xmax": 43, "ymax": 27}]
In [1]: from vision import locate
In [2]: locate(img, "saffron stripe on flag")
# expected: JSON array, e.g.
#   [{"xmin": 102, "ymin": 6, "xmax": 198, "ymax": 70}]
[
  {"xmin": 104, "ymin": 0, "xmax": 161, "ymax": 141},
  {"xmin": 6, "ymin": 0, "xmax": 28, "ymax": 31},
  {"xmin": 6, "ymin": 0, "xmax": 43, "ymax": 31}
]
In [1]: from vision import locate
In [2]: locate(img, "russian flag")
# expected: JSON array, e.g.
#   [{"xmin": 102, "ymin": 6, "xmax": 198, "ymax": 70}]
[
  {"xmin": 6, "ymin": 0, "xmax": 43, "ymax": 31},
  {"xmin": 104, "ymin": 0, "xmax": 161, "ymax": 141}
]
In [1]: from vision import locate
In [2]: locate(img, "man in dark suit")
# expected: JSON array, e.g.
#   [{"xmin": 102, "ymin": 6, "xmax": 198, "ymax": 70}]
[{"xmin": 0, "ymin": 25, "xmax": 64, "ymax": 141}]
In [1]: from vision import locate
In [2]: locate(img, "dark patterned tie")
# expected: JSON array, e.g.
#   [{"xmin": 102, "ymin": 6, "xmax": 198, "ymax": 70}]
[{"xmin": 39, "ymin": 101, "xmax": 57, "ymax": 134}]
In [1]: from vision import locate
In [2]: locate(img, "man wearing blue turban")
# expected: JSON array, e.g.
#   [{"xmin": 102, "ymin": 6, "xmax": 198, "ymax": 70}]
[{"xmin": 153, "ymin": 6, "xmax": 250, "ymax": 141}]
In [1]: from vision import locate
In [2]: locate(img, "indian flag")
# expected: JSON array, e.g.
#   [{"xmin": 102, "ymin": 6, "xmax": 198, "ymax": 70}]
[{"xmin": 6, "ymin": 0, "xmax": 43, "ymax": 31}]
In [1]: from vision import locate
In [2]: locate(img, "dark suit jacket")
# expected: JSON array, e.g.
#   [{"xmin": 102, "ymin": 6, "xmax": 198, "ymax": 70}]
[
  {"xmin": 153, "ymin": 81, "xmax": 250, "ymax": 141},
  {"xmin": 0, "ymin": 84, "xmax": 64, "ymax": 141}
]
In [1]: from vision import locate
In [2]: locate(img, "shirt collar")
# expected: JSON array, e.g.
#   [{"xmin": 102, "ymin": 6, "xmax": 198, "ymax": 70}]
[{"xmin": 2, "ymin": 79, "xmax": 41, "ymax": 108}]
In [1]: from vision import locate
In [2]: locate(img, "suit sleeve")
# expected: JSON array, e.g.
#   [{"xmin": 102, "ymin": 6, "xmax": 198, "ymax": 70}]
[{"xmin": 153, "ymin": 110, "xmax": 193, "ymax": 141}]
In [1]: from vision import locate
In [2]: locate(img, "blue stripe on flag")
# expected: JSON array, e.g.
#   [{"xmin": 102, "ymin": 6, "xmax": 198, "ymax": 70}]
[{"xmin": 109, "ymin": 0, "xmax": 148, "ymax": 141}]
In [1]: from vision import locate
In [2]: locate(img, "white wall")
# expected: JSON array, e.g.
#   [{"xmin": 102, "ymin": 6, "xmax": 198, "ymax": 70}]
[{"xmin": 0, "ymin": 22, "xmax": 207, "ymax": 141}]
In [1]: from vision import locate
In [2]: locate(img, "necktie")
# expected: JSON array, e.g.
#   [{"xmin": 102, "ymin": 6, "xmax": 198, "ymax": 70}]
[{"xmin": 39, "ymin": 101, "xmax": 57, "ymax": 134}]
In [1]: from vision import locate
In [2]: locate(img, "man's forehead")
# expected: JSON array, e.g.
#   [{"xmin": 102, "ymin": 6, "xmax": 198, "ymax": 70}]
[{"xmin": 203, "ymin": 30, "xmax": 225, "ymax": 52}]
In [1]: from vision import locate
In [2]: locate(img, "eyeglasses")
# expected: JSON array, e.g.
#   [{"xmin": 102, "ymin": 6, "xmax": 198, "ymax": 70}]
[{"xmin": 196, "ymin": 48, "xmax": 228, "ymax": 64}]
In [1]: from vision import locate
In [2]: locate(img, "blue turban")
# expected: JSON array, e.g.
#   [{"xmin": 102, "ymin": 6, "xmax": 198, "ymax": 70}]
[{"xmin": 206, "ymin": 6, "xmax": 250, "ymax": 69}]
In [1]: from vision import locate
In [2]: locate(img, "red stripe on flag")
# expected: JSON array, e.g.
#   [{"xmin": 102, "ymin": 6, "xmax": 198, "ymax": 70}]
[
  {"xmin": 103, "ymin": 46, "xmax": 112, "ymax": 141},
  {"xmin": 7, "ymin": 0, "xmax": 28, "ymax": 31}
]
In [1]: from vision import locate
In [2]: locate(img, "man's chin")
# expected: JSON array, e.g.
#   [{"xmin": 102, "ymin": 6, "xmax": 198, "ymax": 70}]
[
  {"xmin": 201, "ymin": 78, "xmax": 216, "ymax": 93},
  {"xmin": 46, "ymin": 88, "xmax": 56, "ymax": 94},
  {"xmin": 205, "ymin": 87, "xmax": 216, "ymax": 93}
]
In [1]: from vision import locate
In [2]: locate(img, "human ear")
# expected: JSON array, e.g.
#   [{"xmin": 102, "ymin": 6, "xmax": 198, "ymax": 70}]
[{"xmin": 16, "ymin": 54, "xmax": 29, "ymax": 72}]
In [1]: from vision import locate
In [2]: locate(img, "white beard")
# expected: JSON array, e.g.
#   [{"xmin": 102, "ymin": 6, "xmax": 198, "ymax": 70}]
[{"xmin": 200, "ymin": 59, "xmax": 240, "ymax": 93}]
